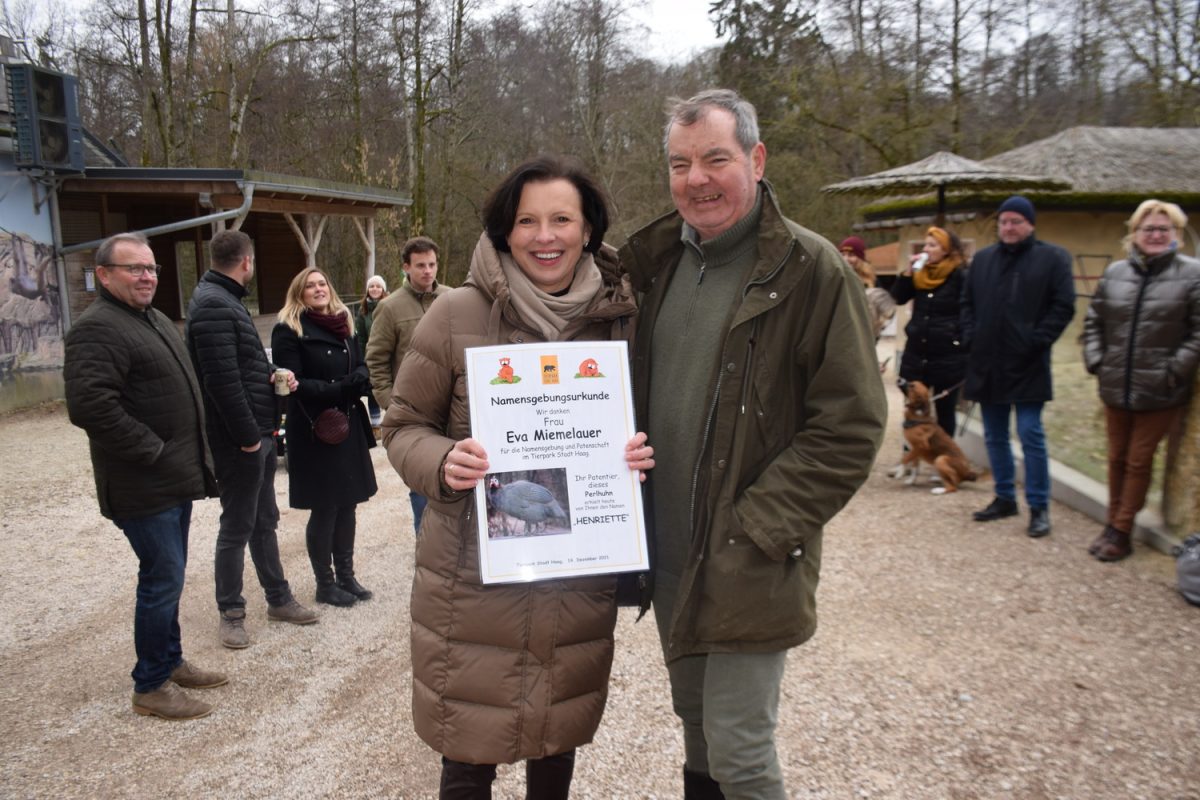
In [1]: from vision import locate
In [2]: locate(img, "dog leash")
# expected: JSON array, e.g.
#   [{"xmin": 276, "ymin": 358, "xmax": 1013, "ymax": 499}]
[{"xmin": 930, "ymin": 380, "xmax": 965, "ymax": 402}]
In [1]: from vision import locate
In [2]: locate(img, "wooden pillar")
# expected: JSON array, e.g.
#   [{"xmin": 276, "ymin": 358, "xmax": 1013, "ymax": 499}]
[
  {"xmin": 1164, "ymin": 371, "xmax": 1200, "ymax": 537},
  {"xmin": 352, "ymin": 216, "xmax": 376, "ymax": 281},
  {"xmin": 284, "ymin": 212, "xmax": 328, "ymax": 268}
]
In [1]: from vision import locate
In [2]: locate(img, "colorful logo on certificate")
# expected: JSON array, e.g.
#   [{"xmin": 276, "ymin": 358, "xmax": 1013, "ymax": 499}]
[
  {"xmin": 576, "ymin": 357, "xmax": 604, "ymax": 378},
  {"xmin": 491, "ymin": 357, "xmax": 520, "ymax": 385},
  {"xmin": 540, "ymin": 355, "xmax": 560, "ymax": 384}
]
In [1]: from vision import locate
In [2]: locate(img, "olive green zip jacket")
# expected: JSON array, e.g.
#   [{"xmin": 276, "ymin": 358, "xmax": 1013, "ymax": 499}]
[{"xmin": 620, "ymin": 181, "xmax": 886, "ymax": 660}]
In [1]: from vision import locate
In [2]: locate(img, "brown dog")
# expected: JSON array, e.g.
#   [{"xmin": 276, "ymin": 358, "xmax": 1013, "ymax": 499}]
[{"xmin": 897, "ymin": 381, "xmax": 978, "ymax": 494}]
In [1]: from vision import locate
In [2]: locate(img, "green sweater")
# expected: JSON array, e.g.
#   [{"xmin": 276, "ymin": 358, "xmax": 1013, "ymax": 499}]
[{"xmin": 648, "ymin": 191, "xmax": 763, "ymax": 577}]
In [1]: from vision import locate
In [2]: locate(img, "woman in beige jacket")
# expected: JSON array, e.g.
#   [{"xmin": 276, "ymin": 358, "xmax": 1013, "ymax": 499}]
[{"xmin": 382, "ymin": 155, "xmax": 653, "ymax": 799}]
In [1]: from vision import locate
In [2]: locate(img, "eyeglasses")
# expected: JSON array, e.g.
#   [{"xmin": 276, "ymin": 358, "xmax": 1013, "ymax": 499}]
[
  {"xmin": 101, "ymin": 263, "xmax": 163, "ymax": 277},
  {"xmin": 1137, "ymin": 226, "xmax": 1174, "ymax": 235}
]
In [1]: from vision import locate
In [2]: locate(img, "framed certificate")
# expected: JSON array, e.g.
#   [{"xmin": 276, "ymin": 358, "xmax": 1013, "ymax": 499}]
[{"xmin": 465, "ymin": 340, "xmax": 649, "ymax": 584}]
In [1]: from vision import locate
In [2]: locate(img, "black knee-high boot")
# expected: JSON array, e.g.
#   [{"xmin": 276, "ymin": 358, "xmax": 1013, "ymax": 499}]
[
  {"xmin": 526, "ymin": 750, "xmax": 575, "ymax": 799},
  {"xmin": 332, "ymin": 505, "xmax": 372, "ymax": 600},
  {"xmin": 440, "ymin": 756, "xmax": 497, "ymax": 800},
  {"xmin": 308, "ymin": 507, "xmax": 356, "ymax": 606}
]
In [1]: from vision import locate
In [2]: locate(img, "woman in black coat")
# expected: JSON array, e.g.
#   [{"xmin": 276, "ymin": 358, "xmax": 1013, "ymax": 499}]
[
  {"xmin": 271, "ymin": 267, "xmax": 378, "ymax": 606},
  {"xmin": 890, "ymin": 225, "xmax": 969, "ymax": 436}
]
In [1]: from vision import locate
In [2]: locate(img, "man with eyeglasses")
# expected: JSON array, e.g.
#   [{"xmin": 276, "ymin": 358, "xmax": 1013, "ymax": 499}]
[
  {"xmin": 962, "ymin": 195, "xmax": 1076, "ymax": 538},
  {"xmin": 64, "ymin": 232, "xmax": 226, "ymax": 720},
  {"xmin": 186, "ymin": 229, "xmax": 318, "ymax": 649}
]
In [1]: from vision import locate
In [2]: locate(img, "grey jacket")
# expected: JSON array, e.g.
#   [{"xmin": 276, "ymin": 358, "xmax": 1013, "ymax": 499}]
[{"xmin": 1082, "ymin": 249, "xmax": 1200, "ymax": 411}]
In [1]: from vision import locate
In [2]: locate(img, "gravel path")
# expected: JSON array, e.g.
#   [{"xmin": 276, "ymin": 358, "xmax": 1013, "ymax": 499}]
[{"xmin": 1, "ymin": 396, "xmax": 1197, "ymax": 799}]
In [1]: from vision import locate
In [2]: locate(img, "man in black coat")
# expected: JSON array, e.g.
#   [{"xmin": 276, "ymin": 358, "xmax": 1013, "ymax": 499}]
[
  {"xmin": 961, "ymin": 196, "xmax": 1076, "ymax": 537},
  {"xmin": 186, "ymin": 229, "xmax": 318, "ymax": 648},
  {"xmin": 65, "ymin": 232, "xmax": 225, "ymax": 720}
]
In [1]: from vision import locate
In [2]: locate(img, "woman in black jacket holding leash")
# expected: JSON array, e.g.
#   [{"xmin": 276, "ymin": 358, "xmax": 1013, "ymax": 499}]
[
  {"xmin": 890, "ymin": 226, "xmax": 969, "ymax": 436},
  {"xmin": 272, "ymin": 267, "xmax": 378, "ymax": 606}
]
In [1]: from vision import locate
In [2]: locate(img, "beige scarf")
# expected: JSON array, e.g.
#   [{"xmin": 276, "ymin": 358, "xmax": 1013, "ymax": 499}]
[{"xmin": 498, "ymin": 251, "xmax": 603, "ymax": 341}]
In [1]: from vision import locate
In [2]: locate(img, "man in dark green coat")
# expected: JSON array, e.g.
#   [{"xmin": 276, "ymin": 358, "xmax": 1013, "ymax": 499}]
[
  {"xmin": 621, "ymin": 90, "xmax": 886, "ymax": 799},
  {"xmin": 64, "ymin": 232, "xmax": 225, "ymax": 721}
]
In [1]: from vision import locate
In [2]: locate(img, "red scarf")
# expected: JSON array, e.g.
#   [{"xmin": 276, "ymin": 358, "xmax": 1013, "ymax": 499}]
[{"xmin": 306, "ymin": 310, "xmax": 350, "ymax": 340}]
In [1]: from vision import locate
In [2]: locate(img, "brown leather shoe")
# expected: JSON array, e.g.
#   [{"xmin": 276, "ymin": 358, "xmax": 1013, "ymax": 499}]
[
  {"xmin": 266, "ymin": 598, "xmax": 319, "ymax": 625},
  {"xmin": 170, "ymin": 660, "xmax": 229, "ymax": 689},
  {"xmin": 1095, "ymin": 529, "xmax": 1132, "ymax": 562},
  {"xmin": 132, "ymin": 681, "xmax": 213, "ymax": 720}
]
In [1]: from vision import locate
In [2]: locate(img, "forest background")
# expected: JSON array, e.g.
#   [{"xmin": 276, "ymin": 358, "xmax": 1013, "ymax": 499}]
[{"xmin": 2, "ymin": 0, "xmax": 1197, "ymax": 291}]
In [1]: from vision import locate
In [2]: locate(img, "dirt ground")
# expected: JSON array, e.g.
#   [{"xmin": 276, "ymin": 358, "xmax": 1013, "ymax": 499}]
[{"xmin": 1, "ymin": 393, "xmax": 1197, "ymax": 800}]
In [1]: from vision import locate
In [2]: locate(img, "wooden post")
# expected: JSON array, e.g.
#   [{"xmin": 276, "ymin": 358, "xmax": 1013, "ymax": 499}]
[
  {"xmin": 284, "ymin": 212, "xmax": 328, "ymax": 268},
  {"xmin": 352, "ymin": 217, "xmax": 376, "ymax": 282},
  {"xmin": 1163, "ymin": 371, "xmax": 1200, "ymax": 536}
]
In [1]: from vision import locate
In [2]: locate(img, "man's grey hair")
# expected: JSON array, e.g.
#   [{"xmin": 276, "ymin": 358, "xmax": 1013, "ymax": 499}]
[
  {"xmin": 95, "ymin": 232, "xmax": 151, "ymax": 267},
  {"xmin": 663, "ymin": 89, "xmax": 760, "ymax": 156}
]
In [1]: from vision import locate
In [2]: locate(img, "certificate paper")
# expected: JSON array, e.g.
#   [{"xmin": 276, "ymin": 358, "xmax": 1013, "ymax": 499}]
[{"xmin": 465, "ymin": 340, "xmax": 649, "ymax": 584}]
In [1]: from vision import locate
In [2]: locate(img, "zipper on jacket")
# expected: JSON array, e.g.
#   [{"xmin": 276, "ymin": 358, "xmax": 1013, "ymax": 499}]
[
  {"xmin": 687, "ymin": 367, "xmax": 725, "ymax": 557},
  {"xmin": 1122, "ymin": 270, "xmax": 1151, "ymax": 408},
  {"xmin": 740, "ymin": 319, "xmax": 760, "ymax": 415}
]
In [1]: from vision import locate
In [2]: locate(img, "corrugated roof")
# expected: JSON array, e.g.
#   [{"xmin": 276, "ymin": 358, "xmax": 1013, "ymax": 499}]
[{"xmin": 70, "ymin": 167, "xmax": 411, "ymax": 208}]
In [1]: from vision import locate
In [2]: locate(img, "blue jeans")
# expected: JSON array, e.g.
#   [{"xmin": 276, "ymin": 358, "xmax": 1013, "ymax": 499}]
[
  {"xmin": 115, "ymin": 502, "xmax": 191, "ymax": 693},
  {"xmin": 410, "ymin": 491, "xmax": 427, "ymax": 535},
  {"xmin": 653, "ymin": 571, "xmax": 788, "ymax": 800},
  {"xmin": 980, "ymin": 401, "xmax": 1049, "ymax": 509}
]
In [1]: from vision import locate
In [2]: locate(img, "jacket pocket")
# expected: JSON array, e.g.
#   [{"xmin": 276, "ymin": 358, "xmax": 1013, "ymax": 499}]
[{"xmin": 696, "ymin": 508, "xmax": 801, "ymax": 643}]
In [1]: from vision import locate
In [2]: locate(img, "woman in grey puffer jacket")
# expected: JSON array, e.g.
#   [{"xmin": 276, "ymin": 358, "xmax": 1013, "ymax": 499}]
[{"xmin": 1082, "ymin": 199, "xmax": 1200, "ymax": 562}]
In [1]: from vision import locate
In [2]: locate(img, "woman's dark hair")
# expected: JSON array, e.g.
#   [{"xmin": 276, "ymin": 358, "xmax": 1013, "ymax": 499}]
[{"xmin": 482, "ymin": 155, "xmax": 610, "ymax": 254}]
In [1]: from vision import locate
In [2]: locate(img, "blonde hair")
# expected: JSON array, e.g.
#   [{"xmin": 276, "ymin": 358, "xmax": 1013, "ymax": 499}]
[
  {"xmin": 851, "ymin": 259, "xmax": 876, "ymax": 288},
  {"xmin": 277, "ymin": 267, "xmax": 356, "ymax": 337},
  {"xmin": 1123, "ymin": 199, "xmax": 1187, "ymax": 253}
]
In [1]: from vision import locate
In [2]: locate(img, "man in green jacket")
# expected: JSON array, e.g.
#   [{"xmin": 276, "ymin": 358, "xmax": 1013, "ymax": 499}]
[
  {"xmin": 621, "ymin": 90, "xmax": 886, "ymax": 799},
  {"xmin": 64, "ymin": 232, "xmax": 226, "ymax": 721},
  {"xmin": 365, "ymin": 236, "xmax": 449, "ymax": 533}
]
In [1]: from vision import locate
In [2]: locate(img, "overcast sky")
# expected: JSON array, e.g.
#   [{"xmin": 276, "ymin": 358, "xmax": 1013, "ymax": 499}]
[{"xmin": 629, "ymin": 0, "xmax": 725, "ymax": 63}]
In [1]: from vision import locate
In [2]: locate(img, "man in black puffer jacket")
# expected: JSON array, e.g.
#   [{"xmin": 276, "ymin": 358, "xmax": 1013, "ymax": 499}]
[
  {"xmin": 186, "ymin": 229, "xmax": 317, "ymax": 648},
  {"xmin": 66, "ymin": 232, "xmax": 224, "ymax": 720}
]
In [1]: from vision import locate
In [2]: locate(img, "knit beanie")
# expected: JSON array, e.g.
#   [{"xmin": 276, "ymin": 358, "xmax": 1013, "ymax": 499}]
[
  {"xmin": 839, "ymin": 236, "xmax": 867, "ymax": 260},
  {"xmin": 997, "ymin": 195, "xmax": 1035, "ymax": 224}
]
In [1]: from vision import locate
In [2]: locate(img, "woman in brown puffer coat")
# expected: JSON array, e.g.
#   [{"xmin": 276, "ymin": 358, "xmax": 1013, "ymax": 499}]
[
  {"xmin": 381, "ymin": 155, "xmax": 653, "ymax": 799},
  {"xmin": 1082, "ymin": 199, "xmax": 1200, "ymax": 562}
]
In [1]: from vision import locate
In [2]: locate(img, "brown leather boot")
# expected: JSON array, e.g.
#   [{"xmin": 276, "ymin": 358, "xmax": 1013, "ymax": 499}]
[
  {"xmin": 1088, "ymin": 526, "xmax": 1115, "ymax": 556},
  {"xmin": 170, "ymin": 660, "xmax": 229, "ymax": 689},
  {"xmin": 1095, "ymin": 529, "xmax": 1132, "ymax": 562},
  {"xmin": 132, "ymin": 682, "xmax": 213, "ymax": 720},
  {"xmin": 219, "ymin": 608, "xmax": 250, "ymax": 649}
]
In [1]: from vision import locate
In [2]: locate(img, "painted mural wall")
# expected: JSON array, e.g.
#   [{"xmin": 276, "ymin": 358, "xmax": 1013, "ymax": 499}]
[{"xmin": 0, "ymin": 157, "xmax": 63, "ymax": 413}]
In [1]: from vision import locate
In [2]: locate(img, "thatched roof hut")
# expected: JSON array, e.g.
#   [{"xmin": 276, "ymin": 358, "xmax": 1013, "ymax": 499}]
[
  {"xmin": 849, "ymin": 126, "xmax": 1200, "ymax": 277},
  {"xmin": 982, "ymin": 126, "xmax": 1200, "ymax": 194}
]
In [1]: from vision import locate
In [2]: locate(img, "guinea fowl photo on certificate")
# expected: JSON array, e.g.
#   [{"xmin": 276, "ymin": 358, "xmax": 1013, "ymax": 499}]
[{"xmin": 464, "ymin": 340, "xmax": 649, "ymax": 584}]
